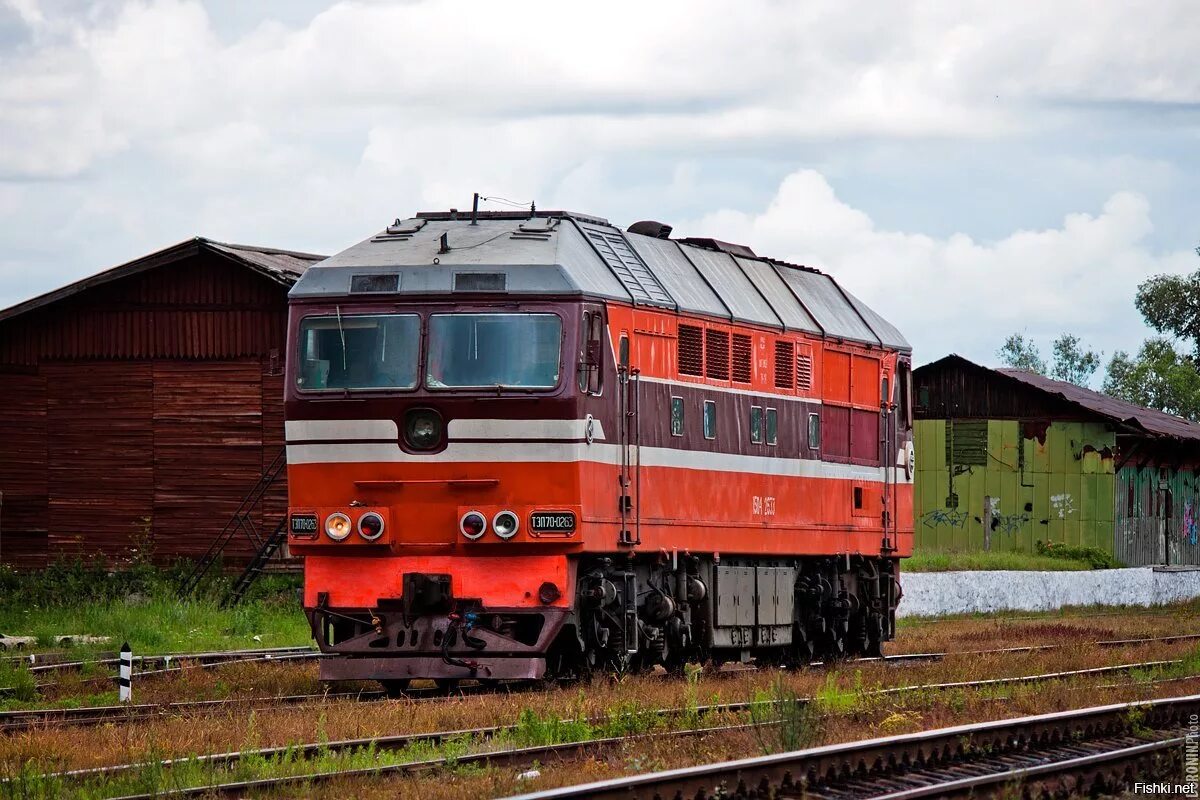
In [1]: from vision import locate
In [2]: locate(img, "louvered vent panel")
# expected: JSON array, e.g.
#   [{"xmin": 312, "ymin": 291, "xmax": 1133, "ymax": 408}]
[
  {"xmin": 581, "ymin": 224, "xmax": 674, "ymax": 305},
  {"xmin": 774, "ymin": 340, "xmax": 795, "ymax": 389},
  {"xmin": 705, "ymin": 329, "xmax": 730, "ymax": 380},
  {"xmin": 732, "ymin": 334, "xmax": 752, "ymax": 383},
  {"xmin": 796, "ymin": 353, "xmax": 814, "ymax": 391},
  {"xmin": 678, "ymin": 325, "xmax": 703, "ymax": 376}
]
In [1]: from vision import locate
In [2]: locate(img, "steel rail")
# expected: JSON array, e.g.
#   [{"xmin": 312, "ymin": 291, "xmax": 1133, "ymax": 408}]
[
  {"xmin": 107, "ymin": 722, "xmax": 764, "ymax": 800},
  {"xmin": 500, "ymin": 693, "xmax": 1200, "ymax": 799},
  {"xmin": 24, "ymin": 645, "xmax": 318, "ymax": 674},
  {"xmin": 865, "ymin": 735, "xmax": 1182, "ymax": 799},
  {"xmin": 2, "ymin": 651, "xmax": 1191, "ymax": 736}
]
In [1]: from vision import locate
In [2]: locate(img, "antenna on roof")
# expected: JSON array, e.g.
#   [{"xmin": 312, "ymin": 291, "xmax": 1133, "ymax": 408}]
[{"xmin": 471, "ymin": 193, "xmax": 479, "ymax": 226}]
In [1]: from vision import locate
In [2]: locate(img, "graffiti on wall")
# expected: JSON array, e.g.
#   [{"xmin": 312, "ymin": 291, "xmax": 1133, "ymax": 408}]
[
  {"xmin": 984, "ymin": 497, "xmax": 1030, "ymax": 535},
  {"xmin": 921, "ymin": 509, "xmax": 968, "ymax": 529},
  {"xmin": 1185, "ymin": 500, "xmax": 1198, "ymax": 546},
  {"xmin": 1050, "ymin": 493, "xmax": 1076, "ymax": 519}
]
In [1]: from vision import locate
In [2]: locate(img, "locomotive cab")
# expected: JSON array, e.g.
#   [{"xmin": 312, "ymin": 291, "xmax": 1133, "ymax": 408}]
[{"xmin": 284, "ymin": 210, "xmax": 913, "ymax": 689}]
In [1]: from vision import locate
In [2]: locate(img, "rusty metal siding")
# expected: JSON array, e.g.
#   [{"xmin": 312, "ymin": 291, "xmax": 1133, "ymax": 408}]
[
  {"xmin": 1115, "ymin": 466, "xmax": 1200, "ymax": 566},
  {"xmin": 915, "ymin": 357, "xmax": 1083, "ymax": 421},
  {"xmin": 45, "ymin": 362, "xmax": 155, "ymax": 558}
]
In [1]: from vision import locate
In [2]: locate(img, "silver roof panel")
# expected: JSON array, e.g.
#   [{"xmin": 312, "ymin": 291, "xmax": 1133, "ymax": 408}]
[
  {"xmin": 841, "ymin": 285, "xmax": 910, "ymax": 350},
  {"xmin": 626, "ymin": 234, "xmax": 728, "ymax": 318},
  {"xmin": 734, "ymin": 256, "xmax": 820, "ymax": 334},
  {"xmin": 678, "ymin": 244, "xmax": 781, "ymax": 327},
  {"xmin": 773, "ymin": 267, "xmax": 881, "ymax": 345}
]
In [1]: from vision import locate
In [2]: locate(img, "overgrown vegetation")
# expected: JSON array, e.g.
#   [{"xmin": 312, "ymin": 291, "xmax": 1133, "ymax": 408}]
[
  {"xmin": 904, "ymin": 549, "xmax": 1093, "ymax": 572},
  {"xmin": 1034, "ymin": 540, "xmax": 1122, "ymax": 569}
]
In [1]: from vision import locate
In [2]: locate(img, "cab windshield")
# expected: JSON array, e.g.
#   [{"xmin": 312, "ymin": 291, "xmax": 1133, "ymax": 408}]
[
  {"xmin": 426, "ymin": 313, "xmax": 562, "ymax": 389},
  {"xmin": 297, "ymin": 313, "xmax": 420, "ymax": 390}
]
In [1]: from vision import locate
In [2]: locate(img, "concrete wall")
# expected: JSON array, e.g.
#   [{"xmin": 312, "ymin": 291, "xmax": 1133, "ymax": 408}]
[{"xmin": 898, "ymin": 567, "xmax": 1200, "ymax": 617}]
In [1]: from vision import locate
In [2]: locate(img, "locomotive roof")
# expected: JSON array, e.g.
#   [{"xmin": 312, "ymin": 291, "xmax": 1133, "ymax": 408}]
[{"xmin": 290, "ymin": 211, "xmax": 909, "ymax": 351}]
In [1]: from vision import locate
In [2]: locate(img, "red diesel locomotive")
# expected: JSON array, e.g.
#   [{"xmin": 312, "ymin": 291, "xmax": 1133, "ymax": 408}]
[{"xmin": 284, "ymin": 210, "xmax": 913, "ymax": 691}]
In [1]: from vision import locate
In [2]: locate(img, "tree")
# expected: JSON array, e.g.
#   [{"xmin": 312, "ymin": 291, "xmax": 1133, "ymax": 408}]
[
  {"xmin": 1050, "ymin": 333, "xmax": 1101, "ymax": 385},
  {"xmin": 997, "ymin": 332, "xmax": 1099, "ymax": 386},
  {"xmin": 997, "ymin": 333, "xmax": 1046, "ymax": 374},
  {"xmin": 1103, "ymin": 339, "xmax": 1200, "ymax": 421},
  {"xmin": 1135, "ymin": 270, "xmax": 1200, "ymax": 358}
]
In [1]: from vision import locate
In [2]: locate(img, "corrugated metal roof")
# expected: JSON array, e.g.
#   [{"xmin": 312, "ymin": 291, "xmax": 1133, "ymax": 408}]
[
  {"xmin": 0, "ymin": 237, "xmax": 324, "ymax": 324},
  {"xmin": 996, "ymin": 366, "xmax": 1200, "ymax": 443}
]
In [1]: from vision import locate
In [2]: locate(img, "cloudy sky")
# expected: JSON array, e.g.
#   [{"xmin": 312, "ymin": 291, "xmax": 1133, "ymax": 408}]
[{"xmin": 2, "ymin": 1, "xmax": 1198, "ymax": 369}]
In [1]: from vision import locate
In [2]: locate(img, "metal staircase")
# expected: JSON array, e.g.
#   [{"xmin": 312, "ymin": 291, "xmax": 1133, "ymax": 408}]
[
  {"xmin": 176, "ymin": 448, "xmax": 288, "ymax": 598},
  {"xmin": 222, "ymin": 518, "xmax": 289, "ymax": 607}
]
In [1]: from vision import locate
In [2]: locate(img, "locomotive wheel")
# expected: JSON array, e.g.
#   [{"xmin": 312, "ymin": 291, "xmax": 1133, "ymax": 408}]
[
  {"xmin": 433, "ymin": 678, "xmax": 460, "ymax": 694},
  {"xmin": 380, "ymin": 679, "xmax": 410, "ymax": 698}
]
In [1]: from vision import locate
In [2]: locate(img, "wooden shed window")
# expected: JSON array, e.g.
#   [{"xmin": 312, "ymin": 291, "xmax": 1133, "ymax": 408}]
[
  {"xmin": 946, "ymin": 420, "xmax": 987, "ymax": 467},
  {"xmin": 677, "ymin": 325, "xmax": 703, "ymax": 376},
  {"xmin": 774, "ymin": 340, "xmax": 795, "ymax": 389},
  {"xmin": 731, "ymin": 334, "xmax": 752, "ymax": 383},
  {"xmin": 705, "ymin": 329, "xmax": 730, "ymax": 380}
]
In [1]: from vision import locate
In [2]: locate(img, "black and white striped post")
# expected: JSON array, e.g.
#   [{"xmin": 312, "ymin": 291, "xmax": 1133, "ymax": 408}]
[{"xmin": 118, "ymin": 642, "xmax": 132, "ymax": 703}]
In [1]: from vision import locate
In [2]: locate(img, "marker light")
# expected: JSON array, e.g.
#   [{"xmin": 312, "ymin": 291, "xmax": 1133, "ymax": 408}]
[
  {"xmin": 358, "ymin": 512, "xmax": 385, "ymax": 541},
  {"xmin": 493, "ymin": 511, "xmax": 519, "ymax": 539},
  {"xmin": 404, "ymin": 408, "xmax": 443, "ymax": 450},
  {"xmin": 325, "ymin": 512, "xmax": 352, "ymax": 541},
  {"xmin": 460, "ymin": 511, "xmax": 486, "ymax": 540}
]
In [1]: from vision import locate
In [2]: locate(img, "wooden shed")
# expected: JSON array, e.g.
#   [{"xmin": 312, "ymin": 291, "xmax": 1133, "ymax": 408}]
[
  {"xmin": 913, "ymin": 354, "xmax": 1200, "ymax": 566},
  {"xmin": 0, "ymin": 238, "xmax": 324, "ymax": 568}
]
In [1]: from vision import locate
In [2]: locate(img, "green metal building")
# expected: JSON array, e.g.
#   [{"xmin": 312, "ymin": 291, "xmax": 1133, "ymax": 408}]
[{"xmin": 913, "ymin": 355, "xmax": 1200, "ymax": 566}]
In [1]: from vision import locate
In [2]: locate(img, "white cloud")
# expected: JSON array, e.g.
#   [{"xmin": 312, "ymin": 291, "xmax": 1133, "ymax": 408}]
[
  {"xmin": 2, "ymin": 0, "xmax": 1199, "ymax": 180},
  {"xmin": 685, "ymin": 170, "xmax": 1197, "ymax": 364}
]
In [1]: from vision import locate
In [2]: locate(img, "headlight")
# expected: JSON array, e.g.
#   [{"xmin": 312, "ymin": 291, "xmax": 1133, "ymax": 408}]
[
  {"xmin": 358, "ymin": 512, "xmax": 385, "ymax": 541},
  {"xmin": 460, "ymin": 511, "xmax": 486, "ymax": 540},
  {"xmin": 493, "ymin": 510, "xmax": 519, "ymax": 539},
  {"xmin": 404, "ymin": 408, "xmax": 443, "ymax": 450},
  {"xmin": 325, "ymin": 512, "xmax": 352, "ymax": 541}
]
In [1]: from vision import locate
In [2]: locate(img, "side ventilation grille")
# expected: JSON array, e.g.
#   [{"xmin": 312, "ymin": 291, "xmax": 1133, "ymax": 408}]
[
  {"xmin": 796, "ymin": 352, "xmax": 814, "ymax": 391},
  {"xmin": 678, "ymin": 325, "xmax": 703, "ymax": 376},
  {"xmin": 774, "ymin": 340, "xmax": 795, "ymax": 389},
  {"xmin": 732, "ymin": 334, "xmax": 752, "ymax": 383},
  {"xmin": 705, "ymin": 329, "xmax": 730, "ymax": 380}
]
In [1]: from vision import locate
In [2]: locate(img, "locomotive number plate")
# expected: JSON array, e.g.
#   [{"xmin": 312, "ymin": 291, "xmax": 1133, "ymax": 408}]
[
  {"xmin": 529, "ymin": 511, "xmax": 577, "ymax": 534},
  {"xmin": 290, "ymin": 513, "xmax": 319, "ymax": 538}
]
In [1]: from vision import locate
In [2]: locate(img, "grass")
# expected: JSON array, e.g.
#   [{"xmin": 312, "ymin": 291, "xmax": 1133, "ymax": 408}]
[
  {"xmin": 904, "ymin": 549, "xmax": 1093, "ymax": 572},
  {"xmin": 0, "ymin": 562, "xmax": 308, "ymax": 659}
]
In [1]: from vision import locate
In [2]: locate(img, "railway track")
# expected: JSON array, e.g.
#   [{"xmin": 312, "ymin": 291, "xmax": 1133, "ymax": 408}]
[
  {"xmin": 505, "ymin": 693, "xmax": 1199, "ymax": 800},
  {"xmin": 8, "ymin": 629, "xmax": 1196, "ymax": 700},
  {"xmin": 22, "ymin": 656, "xmax": 1200, "ymax": 794},
  {"xmin": 3, "ymin": 633, "xmax": 1196, "ymax": 732},
  {"xmin": 22, "ymin": 645, "xmax": 319, "ymax": 675}
]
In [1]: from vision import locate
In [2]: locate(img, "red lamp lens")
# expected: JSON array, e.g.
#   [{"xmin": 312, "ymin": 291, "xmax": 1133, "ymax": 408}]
[{"xmin": 461, "ymin": 512, "xmax": 486, "ymax": 539}]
